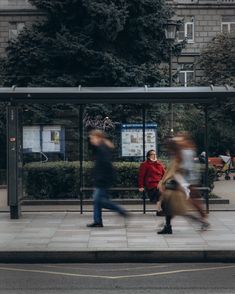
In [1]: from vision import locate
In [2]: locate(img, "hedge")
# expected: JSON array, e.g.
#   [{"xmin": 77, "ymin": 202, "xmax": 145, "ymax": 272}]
[
  {"xmin": 23, "ymin": 161, "xmax": 216, "ymax": 200},
  {"xmin": 23, "ymin": 161, "xmax": 140, "ymax": 199}
]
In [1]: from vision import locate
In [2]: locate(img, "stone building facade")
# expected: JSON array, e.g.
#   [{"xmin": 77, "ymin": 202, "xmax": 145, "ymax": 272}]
[
  {"xmin": 0, "ymin": 0, "xmax": 42, "ymax": 56},
  {"xmin": 167, "ymin": 0, "xmax": 235, "ymax": 86},
  {"xmin": 0, "ymin": 0, "xmax": 234, "ymax": 85}
]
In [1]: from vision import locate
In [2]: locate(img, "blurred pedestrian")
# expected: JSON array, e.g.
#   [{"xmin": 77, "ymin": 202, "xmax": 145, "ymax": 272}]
[
  {"xmin": 158, "ymin": 133, "xmax": 210, "ymax": 234},
  {"xmin": 176, "ymin": 132, "xmax": 209, "ymax": 230},
  {"xmin": 87, "ymin": 130, "xmax": 128, "ymax": 228},
  {"xmin": 138, "ymin": 150, "xmax": 165, "ymax": 215},
  {"xmin": 157, "ymin": 139, "xmax": 188, "ymax": 234}
]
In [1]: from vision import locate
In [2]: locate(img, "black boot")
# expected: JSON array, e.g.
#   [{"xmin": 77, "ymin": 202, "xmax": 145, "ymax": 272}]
[
  {"xmin": 157, "ymin": 225, "xmax": 172, "ymax": 234},
  {"xmin": 87, "ymin": 222, "xmax": 103, "ymax": 228}
]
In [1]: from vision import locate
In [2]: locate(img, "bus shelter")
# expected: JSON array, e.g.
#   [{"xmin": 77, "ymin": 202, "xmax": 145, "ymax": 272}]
[{"xmin": 1, "ymin": 86, "xmax": 234, "ymax": 219}]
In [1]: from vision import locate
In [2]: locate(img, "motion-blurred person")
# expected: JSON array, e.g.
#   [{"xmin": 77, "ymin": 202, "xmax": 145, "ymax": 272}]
[
  {"xmin": 176, "ymin": 132, "xmax": 209, "ymax": 230},
  {"xmin": 138, "ymin": 150, "xmax": 165, "ymax": 215},
  {"xmin": 157, "ymin": 138, "xmax": 188, "ymax": 234},
  {"xmin": 87, "ymin": 130, "xmax": 128, "ymax": 228},
  {"xmin": 158, "ymin": 133, "xmax": 209, "ymax": 234}
]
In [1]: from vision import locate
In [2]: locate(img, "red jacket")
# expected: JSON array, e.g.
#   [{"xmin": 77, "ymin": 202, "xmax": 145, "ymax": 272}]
[{"xmin": 138, "ymin": 160, "xmax": 165, "ymax": 190}]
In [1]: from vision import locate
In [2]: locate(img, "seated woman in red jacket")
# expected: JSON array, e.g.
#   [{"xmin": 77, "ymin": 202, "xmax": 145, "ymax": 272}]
[{"xmin": 138, "ymin": 150, "xmax": 165, "ymax": 215}]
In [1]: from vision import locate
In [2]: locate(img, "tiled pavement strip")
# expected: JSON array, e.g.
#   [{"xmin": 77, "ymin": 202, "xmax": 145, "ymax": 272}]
[
  {"xmin": 0, "ymin": 179, "xmax": 234, "ymax": 261},
  {"xmin": 0, "ymin": 211, "xmax": 234, "ymax": 252}
]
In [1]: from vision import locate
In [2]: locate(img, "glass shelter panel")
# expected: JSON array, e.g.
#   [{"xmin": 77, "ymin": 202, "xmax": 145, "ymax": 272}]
[
  {"xmin": 12, "ymin": 100, "xmax": 211, "ymax": 215},
  {"xmin": 22, "ymin": 104, "xmax": 80, "ymax": 203},
  {"xmin": 144, "ymin": 104, "xmax": 170, "ymax": 212},
  {"xmin": 82, "ymin": 104, "xmax": 144, "ymax": 211}
]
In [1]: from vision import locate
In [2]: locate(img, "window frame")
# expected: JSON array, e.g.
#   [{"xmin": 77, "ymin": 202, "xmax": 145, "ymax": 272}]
[
  {"xmin": 8, "ymin": 22, "xmax": 25, "ymax": 40},
  {"xmin": 179, "ymin": 70, "xmax": 194, "ymax": 87},
  {"xmin": 221, "ymin": 22, "xmax": 235, "ymax": 33},
  {"xmin": 178, "ymin": 21, "xmax": 194, "ymax": 43}
]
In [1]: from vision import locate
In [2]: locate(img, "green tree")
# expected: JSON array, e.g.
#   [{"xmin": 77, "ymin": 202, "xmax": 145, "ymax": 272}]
[
  {"xmin": 0, "ymin": 0, "xmax": 182, "ymax": 170},
  {"xmin": 1, "ymin": 0, "xmax": 175, "ymax": 87},
  {"xmin": 191, "ymin": 33, "xmax": 235, "ymax": 155},
  {"xmin": 198, "ymin": 33, "xmax": 235, "ymax": 86}
]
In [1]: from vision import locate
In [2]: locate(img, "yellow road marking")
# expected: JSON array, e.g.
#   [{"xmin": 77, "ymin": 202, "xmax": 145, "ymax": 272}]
[
  {"xmin": 43, "ymin": 264, "xmax": 169, "ymax": 272},
  {"xmin": 0, "ymin": 266, "xmax": 111, "ymax": 279},
  {"xmin": 0, "ymin": 265, "xmax": 234, "ymax": 280},
  {"xmin": 110, "ymin": 265, "xmax": 235, "ymax": 279},
  {"xmin": 57, "ymin": 230, "xmax": 89, "ymax": 232}
]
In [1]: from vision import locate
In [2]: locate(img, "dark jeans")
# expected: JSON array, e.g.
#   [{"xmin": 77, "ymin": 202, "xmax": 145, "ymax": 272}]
[
  {"xmin": 147, "ymin": 187, "xmax": 161, "ymax": 203},
  {"xmin": 161, "ymin": 200, "xmax": 172, "ymax": 226},
  {"xmin": 93, "ymin": 188, "xmax": 126, "ymax": 224}
]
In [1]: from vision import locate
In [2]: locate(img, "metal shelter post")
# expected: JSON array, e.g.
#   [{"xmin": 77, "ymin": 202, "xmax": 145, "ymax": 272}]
[
  {"xmin": 142, "ymin": 104, "xmax": 146, "ymax": 214},
  {"xmin": 7, "ymin": 105, "xmax": 22, "ymax": 219},
  {"xmin": 79, "ymin": 105, "xmax": 84, "ymax": 214},
  {"xmin": 204, "ymin": 105, "xmax": 209, "ymax": 213},
  {"xmin": 169, "ymin": 46, "xmax": 174, "ymax": 135}
]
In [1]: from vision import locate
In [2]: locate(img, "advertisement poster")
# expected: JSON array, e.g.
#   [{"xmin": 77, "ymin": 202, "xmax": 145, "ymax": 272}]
[
  {"xmin": 42, "ymin": 126, "xmax": 61, "ymax": 152},
  {"xmin": 23, "ymin": 126, "xmax": 41, "ymax": 152},
  {"xmin": 121, "ymin": 124, "xmax": 157, "ymax": 157}
]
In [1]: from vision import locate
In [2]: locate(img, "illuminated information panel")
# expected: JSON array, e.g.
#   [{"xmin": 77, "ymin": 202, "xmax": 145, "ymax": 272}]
[{"xmin": 121, "ymin": 124, "xmax": 157, "ymax": 157}]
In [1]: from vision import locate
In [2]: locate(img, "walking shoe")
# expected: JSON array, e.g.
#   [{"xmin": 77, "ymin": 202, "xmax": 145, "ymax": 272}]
[
  {"xmin": 156, "ymin": 210, "xmax": 165, "ymax": 217},
  {"xmin": 86, "ymin": 222, "xmax": 103, "ymax": 228},
  {"xmin": 200, "ymin": 221, "xmax": 210, "ymax": 231},
  {"xmin": 157, "ymin": 225, "xmax": 172, "ymax": 234}
]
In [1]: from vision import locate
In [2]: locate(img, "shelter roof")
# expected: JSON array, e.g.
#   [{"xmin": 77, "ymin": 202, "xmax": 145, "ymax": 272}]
[{"xmin": 0, "ymin": 86, "xmax": 234, "ymax": 104}]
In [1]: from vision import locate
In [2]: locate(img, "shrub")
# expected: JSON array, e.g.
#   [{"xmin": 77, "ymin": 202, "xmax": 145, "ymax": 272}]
[
  {"xmin": 208, "ymin": 164, "xmax": 216, "ymax": 191},
  {"xmin": 23, "ymin": 161, "xmax": 141, "ymax": 199},
  {"xmin": 23, "ymin": 160, "xmax": 215, "ymax": 199},
  {"xmin": 24, "ymin": 162, "xmax": 80, "ymax": 199}
]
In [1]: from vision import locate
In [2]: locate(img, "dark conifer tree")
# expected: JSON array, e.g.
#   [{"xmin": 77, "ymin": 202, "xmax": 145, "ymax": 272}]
[{"xmin": 1, "ymin": 0, "xmax": 174, "ymax": 86}]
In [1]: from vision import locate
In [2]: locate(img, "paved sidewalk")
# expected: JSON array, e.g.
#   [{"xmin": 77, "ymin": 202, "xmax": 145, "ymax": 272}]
[
  {"xmin": 0, "ymin": 211, "xmax": 235, "ymax": 262},
  {"xmin": 214, "ymin": 180, "xmax": 235, "ymax": 204}
]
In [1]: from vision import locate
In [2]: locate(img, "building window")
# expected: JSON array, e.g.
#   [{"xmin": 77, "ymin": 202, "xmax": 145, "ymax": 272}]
[
  {"xmin": 221, "ymin": 22, "xmax": 235, "ymax": 34},
  {"xmin": 178, "ymin": 22, "xmax": 194, "ymax": 43},
  {"xmin": 179, "ymin": 71, "xmax": 194, "ymax": 87},
  {"xmin": 221, "ymin": 16, "xmax": 235, "ymax": 34},
  {"xmin": 9, "ymin": 22, "xmax": 25, "ymax": 40}
]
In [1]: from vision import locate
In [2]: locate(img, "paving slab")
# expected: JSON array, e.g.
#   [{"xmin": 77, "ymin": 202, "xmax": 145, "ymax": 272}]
[
  {"xmin": 214, "ymin": 179, "xmax": 235, "ymax": 204},
  {"xmin": 0, "ymin": 211, "xmax": 234, "ymax": 262}
]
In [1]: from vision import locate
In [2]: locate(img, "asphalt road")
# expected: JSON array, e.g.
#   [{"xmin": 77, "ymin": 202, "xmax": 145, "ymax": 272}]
[{"xmin": 0, "ymin": 263, "xmax": 235, "ymax": 294}]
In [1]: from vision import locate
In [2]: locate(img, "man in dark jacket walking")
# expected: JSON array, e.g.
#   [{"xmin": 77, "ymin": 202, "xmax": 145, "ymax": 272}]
[{"xmin": 87, "ymin": 130, "xmax": 128, "ymax": 228}]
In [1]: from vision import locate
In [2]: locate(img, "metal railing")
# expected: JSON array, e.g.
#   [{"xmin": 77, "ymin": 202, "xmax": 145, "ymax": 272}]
[{"xmin": 80, "ymin": 186, "xmax": 210, "ymax": 214}]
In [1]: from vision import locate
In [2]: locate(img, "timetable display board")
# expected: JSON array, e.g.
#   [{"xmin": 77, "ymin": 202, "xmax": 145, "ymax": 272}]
[
  {"xmin": 23, "ymin": 125, "xmax": 64, "ymax": 153},
  {"xmin": 121, "ymin": 124, "xmax": 157, "ymax": 157},
  {"xmin": 23, "ymin": 126, "xmax": 41, "ymax": 153},
  {"xmin": 42, "ymin": 126, "xmax": 61, "ymax": 152}
]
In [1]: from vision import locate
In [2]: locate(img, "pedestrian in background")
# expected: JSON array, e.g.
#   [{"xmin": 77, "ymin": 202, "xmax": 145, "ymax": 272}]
[
  {"xmin": 138, "ymin": 150, "xmax": 165, "ymax": 215},
  {"xmin": 87, "ymin": 130, "xmax": 128, "ymax": 228}
]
